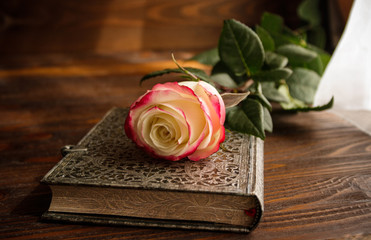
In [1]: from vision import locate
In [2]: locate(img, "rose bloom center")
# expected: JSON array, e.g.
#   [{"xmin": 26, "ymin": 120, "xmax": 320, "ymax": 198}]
[
  {"xmin": 155, "ymin": 125, "xmax": 171, "ymax": 141},
  {"xmin": 147, "ymin": 114, "xmax": 182, "ymax": 150}
]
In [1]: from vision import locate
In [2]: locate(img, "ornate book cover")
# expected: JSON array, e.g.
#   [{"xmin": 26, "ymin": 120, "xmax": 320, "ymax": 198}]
[{"xmin": 41, "ymin": 107, "xmax": 264, "ymax": 233}]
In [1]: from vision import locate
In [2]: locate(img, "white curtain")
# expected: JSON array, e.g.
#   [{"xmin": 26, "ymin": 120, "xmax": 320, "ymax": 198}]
[{"xmin": 314, "ymin": 0, "xmax": 371, "ymax": 111}]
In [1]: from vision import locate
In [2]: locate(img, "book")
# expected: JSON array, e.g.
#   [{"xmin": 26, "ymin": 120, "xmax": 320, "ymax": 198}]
[{"xmin": 41, "ymin": 107, "xmax": 264, "ymax": 233}]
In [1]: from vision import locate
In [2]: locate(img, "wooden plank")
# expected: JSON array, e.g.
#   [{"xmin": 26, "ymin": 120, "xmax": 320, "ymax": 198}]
[{"xmin": 0, "ymin": 0, "xmax": 302, "ymax": 54}]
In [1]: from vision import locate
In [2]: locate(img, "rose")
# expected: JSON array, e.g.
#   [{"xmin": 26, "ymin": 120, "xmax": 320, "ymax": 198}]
[{"xmin": 125, "ymin": 81, "xmax": 225, "ymax": 161}]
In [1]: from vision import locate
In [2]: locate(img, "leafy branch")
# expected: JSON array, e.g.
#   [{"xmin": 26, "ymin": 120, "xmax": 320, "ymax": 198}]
[{"xmin": 141, "ymin": 4, "xmax": 333, "ymax": 140}]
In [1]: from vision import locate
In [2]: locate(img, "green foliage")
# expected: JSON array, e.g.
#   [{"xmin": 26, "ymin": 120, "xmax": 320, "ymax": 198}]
[
  {"xmin": 252, "ymin": 68, "xmax": 292, "ymax": 82},
  {"xmin": 218, "ymin": 19, "xmax": 264, "ymax": 76},
  {"xmin": 189, "ymin": 48, "xmax": 219, "ymax": 66},
  {"xmin": 261, "ymin": 82, "xmax": 290, "ymax": 103},
  {"xmin": 226, "ymin": 99, "xmax": 265, "ymax": 139},
  {"xmin": 140, "ymin": 67, "xmax": 210, "ymax": 84},
  {"xmin": 276, "ymin": 44, "xmax": 317, "ymax": 64},
  {"xmin": 297, "ymin": 0, "xmax": 327, "ymax": 49},
  {"xmin": 211, "ymin": 61, "xmax": 246, "ymax": 86},
  {"xmin": 286, "ymin": 68, "xmax": 320, "ymax": 104},
  {"xmin": 265, "ymin": 51, "xmax": 288, "ymax": 69},
  {"xmin": 298, "ymin": 0, "xmax": 321, "ymax": 26},
  {"xmin": 256, "ymin": 26, "xmax": 275, "ymax": 52},
  {"xmin": 263, "ymin": 107, "xmax": 273, "ymax": 132},
  {"xmin": 140, "ymin": 5, "xmax": 333, "ymax": 140},
  {"xmin": 261, "ymin": 12, "xmax": 284, "ymax": 33}
]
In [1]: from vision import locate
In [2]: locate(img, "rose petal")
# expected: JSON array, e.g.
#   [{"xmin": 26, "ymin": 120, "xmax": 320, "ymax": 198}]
[
  {"xmin": 188, "ymin": 126, "xmax": 225, "ymax": 161},
  {"xmin": 179, "ymin": 81, "xmax": 224, "ymax": 154},
  {"xmin": 125, "ymin": 81, "xmax": 226, "ymax": 161}
]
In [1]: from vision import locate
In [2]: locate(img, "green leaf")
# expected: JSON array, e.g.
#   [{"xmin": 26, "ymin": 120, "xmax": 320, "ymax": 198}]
[
  {"xmin": 277, "ymin": 82, "xmax": 333, "ymax": 112},
  {"xmin": 306, "ymin": 43, "xmax": 330, "ymax": 55},
  {"xmin": 265, "ymin": 51, "xmax": 288, "ymax": 69},
  {"xmin": 190, "ymin": 48, "xmax": 220, "ymax": 66},
  {"xmin": 319, "ymin": 53, "xmax": 331, "ymax": 71},
  {"xmin": 298, "ymin": 0, "xmax": 321, "ymax": 26},
  {"xmin": 307, "ymin": 44, "xmax": 331, "ymax": 71},
  {"xmin": 304, "ymin": 55, "xmax": 324, "ymax": 75},
  {"xmin": 211, "ymin": 61, "xmax": 246, "ymax": 86},
  {"xmin": 261, "ymin": 12, "xmax": 283, "ymax": 33},
  {"xmin": 261, "ymin": 12, "xmax": 306, "ymax": 48},
  {"xmin": 291, "ymin": 52, "xmax": 325, "ymax": 75},
  {"xmin": 226, "ymin": 98, "xmax": 265, "ymax": 139},
  {"xmin": 278, "ymin": 84, "xmax": 308, "ymax": 109},
  {"xmin": 184, "ymin": 68, "xmax": 211, "ymax": 82},
  {"xmin": 268, "ymin": 30, "xmax": 307, "ymax": 48},
  {"xmin": 286, "ymin": 68, "xmax": 320, "ymax": 104},
  {"xmin": 306, "ymin": 26, "xmax": 326, "ymax": 49},
  {"xmin": 140, "ymin": 67, "xmax": 210, "ymax": 84},
  {"xmin": 211, "ymin": 73, "xmax": 239, "ymax": 89},
  {"xmin": 286, "ymin": 97, "xmax": 334, "ymax": 112},
  {"xmin": 282, "ymin": 27, "xmax": 307, "ymax": 47},
  {"xmin": 256, "ymin": 25, "xmax": 275, "ymax": 51},
  {"xmin": 263, "ymin": 107, "xmax": 273, "ymax": 132},
  {"xmin": 250, "ymin": 91, "xmax": 272, "ymax": 112},
  {"xmin": 141, "ymin": 68, "xmax": 182, "ymax": 83},
  {"xmin": 252, "ymin": 68, "xmax": 292, "ymax": 82},
  {"xmin": 252, "ymin": 82, "xmax": 272, "ymax": 111},
  {"xmin": 219, "ymin": 19, "xmax": 265, "ymax": 76},
  {"xmin": 276, "ymin": 44, "xmax": 317, "ymax": 64},
  {"xmin": 261, "ymin": 82, "xmax": 290, "ymax": 103}
]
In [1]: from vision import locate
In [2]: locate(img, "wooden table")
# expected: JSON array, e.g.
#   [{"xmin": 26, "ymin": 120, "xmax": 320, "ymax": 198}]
[{"xmin": 1, "ymin": 54, "xmax": 370, "ymax": 239}]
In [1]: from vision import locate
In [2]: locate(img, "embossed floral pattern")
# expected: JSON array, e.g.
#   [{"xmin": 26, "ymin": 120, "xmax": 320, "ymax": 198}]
[{"xmin": 47, "ymin": 108, "xmax": 254, "ymax": 195}]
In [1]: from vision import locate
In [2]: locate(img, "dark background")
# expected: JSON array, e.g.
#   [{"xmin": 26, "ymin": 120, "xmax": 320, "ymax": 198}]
[{"xmin": 0, "ymin": 0, "xmax": 352, "ymax": 56}]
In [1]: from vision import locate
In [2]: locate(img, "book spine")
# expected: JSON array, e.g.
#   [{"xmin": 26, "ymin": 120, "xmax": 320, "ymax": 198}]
[{"xmin": 247, "ymin": 136, "xmax": 264, "ymax": 230}]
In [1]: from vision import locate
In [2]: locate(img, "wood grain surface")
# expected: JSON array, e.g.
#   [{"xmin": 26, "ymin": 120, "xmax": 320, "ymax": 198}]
[
  {"xmin": 0, "ymin": 0, "xmax": 302, "ymax": 54},
  {"xmin": 0, "ymin": 53, "xmax": 370, "ymax": 239}
]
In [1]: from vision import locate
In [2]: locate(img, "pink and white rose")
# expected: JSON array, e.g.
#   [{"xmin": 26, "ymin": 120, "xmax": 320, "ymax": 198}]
[{"xmin": 124, "ymin": 81, "xmax": 225, "ymax": 161}]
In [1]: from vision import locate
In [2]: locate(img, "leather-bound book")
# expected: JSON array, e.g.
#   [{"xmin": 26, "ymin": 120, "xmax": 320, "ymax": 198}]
[{"xmin": 41, "ymin": 107, "xmax": 264, "ymax": 233}]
